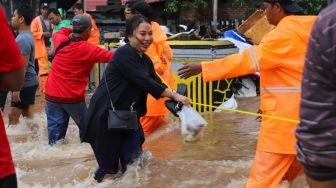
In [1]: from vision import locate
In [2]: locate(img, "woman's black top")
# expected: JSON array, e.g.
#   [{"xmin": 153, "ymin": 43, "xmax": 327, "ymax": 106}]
[{"xmin": 82, "ymin": 44, "xmax": 167, "ymax": 147}]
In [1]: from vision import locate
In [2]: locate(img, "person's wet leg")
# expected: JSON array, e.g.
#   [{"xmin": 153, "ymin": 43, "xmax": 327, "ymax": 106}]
[
  {"xmin": 64, "ymin": 101, "xmax": 87, "ymax": 139},
  {"xmin": 91, "ymin": 131, "xmax": 121, "ymax": 182},
  {"xmin": 45, "ymin": 101, "xmax": 70, "ymax": 145},
  {"xmin": 246, "ymin": 151, "xmax": 299, "ymax": 188},
  {"xmin": 8, "ymin": 107, "xmax": 22, "ymax": 126},
  {"xmin": 306, "ymin": 176, "xmax": 336, "ymax": 188},
  {"xmin": 120, "ymin": 127, "xmax": 143, "ymax": 173}
]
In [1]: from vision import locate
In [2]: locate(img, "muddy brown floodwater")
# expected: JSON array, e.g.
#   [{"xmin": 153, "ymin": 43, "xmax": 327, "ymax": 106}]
[{"xmin": 3, "ymin": 93, "xmax": 309, "ymax": 188}]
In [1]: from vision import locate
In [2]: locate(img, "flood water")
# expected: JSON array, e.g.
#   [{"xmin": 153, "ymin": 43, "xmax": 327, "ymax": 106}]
[{"xmin": 3, "ymin": 94, "xmax": 309, "ymax": 188}]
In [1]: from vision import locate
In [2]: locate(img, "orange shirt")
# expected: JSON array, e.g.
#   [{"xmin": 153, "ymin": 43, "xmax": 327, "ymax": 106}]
[
  {"xmin": 31, "ymin": 16, "xmax": 47, "ymax": 59},
  {"xmin": 85, "ymin": 13, "xmax": 100, "ymax": 45},
  {"xmin": 202, "ymin": 16, "xmax": 317, "ymax": 154}
]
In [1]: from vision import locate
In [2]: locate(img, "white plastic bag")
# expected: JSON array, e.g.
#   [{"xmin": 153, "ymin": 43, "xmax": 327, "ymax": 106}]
[
  {"xmin": 214, "ymin": 94, "xmax": 238, "ymax": 112},
  {"xmin": 177, "ymin": 105, "xmax": 208, "ymax": 143}
]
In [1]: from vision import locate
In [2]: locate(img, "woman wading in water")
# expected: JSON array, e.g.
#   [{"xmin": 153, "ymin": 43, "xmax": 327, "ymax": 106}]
[{"xmin": 82, "ymin": 15, "xmax": 191, "ymax": 182}]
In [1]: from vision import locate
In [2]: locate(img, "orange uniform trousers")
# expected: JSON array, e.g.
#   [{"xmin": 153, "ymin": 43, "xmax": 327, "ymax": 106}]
[
  {"xmin": 140, "ymin": 115, "xmax": 166, "ymax": 136},
  {"xmin": 37, "ymin": 55, "xmax": 49, "ymax": 93},
  {"xmin": 246, "ymin": 151, "xmax": 302, "ymax": 188}
]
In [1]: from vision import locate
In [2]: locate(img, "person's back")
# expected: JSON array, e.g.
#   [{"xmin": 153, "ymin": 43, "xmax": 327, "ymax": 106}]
[
  {"xmin": 44, "ymin": 15, "xmax": 113, "ymax": 145},
  {"xmin": 46, "ymin": 27, "xmax": 112, "ymax": 102},
  {"xmin": 296, "ymin": 3, "xmax": 336, "ymax": 187}
]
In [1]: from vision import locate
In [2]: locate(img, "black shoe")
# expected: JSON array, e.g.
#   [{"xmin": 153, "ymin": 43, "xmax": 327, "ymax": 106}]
[{"xmin": 94, "ymin": 169, "xmax": 106, "ymax": 183}]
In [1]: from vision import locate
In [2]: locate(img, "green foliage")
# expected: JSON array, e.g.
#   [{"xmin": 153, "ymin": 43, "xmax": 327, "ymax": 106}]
[
  {"xmin": 231, "ymin": 0, "xmax": 328, "ymax": 15},
  {"xmin": 296, "ymin": 0, "xmax": 327, "ymax": 15},
  {"xmin": 165, "ymin": 0, "xmax": 208, "ymax": 13},
  {"xmin": 232, "ymin": 0, "xmax": 247, "ymax": 7}
]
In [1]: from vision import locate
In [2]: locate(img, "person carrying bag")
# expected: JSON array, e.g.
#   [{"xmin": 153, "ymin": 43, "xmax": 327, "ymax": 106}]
[
  {"xmin": 104, "ymin": 74, "xmax": 137, "ymax": 131},
  {"xmin": 82, "ymin": 15, "xmax": 191, "ymax": 183}
]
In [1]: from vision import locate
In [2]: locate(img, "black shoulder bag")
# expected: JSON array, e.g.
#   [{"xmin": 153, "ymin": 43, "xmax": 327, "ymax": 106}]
[{"xmin": 104, "ymin": 74, "xmax": 138, "ymax": 131}]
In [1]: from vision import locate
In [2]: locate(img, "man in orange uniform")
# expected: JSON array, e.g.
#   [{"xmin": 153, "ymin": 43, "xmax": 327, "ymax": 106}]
[
  {"xmin": 126, "ymin": 1, "xmax": 175, "ymax": 135},
  {"xmin": 31, "ymin": 3, "xmax": 51, "ymax": 93},
  {"xmin": 178, "ymin": 0, "xmax": 317, "ymax": 187},
  {"xmin": 73, "ymin": 3, "xmax": 100, "ymax": 45}
]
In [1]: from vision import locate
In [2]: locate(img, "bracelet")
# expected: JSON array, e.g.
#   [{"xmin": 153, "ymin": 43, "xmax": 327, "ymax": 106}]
[{"xmin": 169, "ymin": 91, "xmax": 176, "ymax": 100}]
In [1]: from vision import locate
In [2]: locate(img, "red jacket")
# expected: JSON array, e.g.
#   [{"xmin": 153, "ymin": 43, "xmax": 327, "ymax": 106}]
[{"xmin": 45, "ymin": 28, "xmax": 113, "ymax": 103}]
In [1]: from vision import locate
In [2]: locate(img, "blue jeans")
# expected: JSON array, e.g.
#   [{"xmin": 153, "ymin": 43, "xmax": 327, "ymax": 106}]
[{"xmin": 46, "ymin": 101, "xmax": 87, "ymax": 145}]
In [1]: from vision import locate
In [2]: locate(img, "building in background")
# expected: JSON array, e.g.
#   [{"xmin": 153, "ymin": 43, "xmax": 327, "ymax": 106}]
[{"xmin": 0, "ymin": 0, "xmax": 263, "ymax": 42}]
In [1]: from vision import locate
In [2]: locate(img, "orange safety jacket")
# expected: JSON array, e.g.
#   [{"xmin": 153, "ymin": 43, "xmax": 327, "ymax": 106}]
[
  {"xmin": 144, "ymin": 21, "xmax": 175, "ymax": 116},
  {"xmin": 85, "ymin": 13, "xmax": 100, "ymax": 45},
  {"xmin": 31, "ymin": 16, "xmax": 47, "ymax": 59},
  {"xmin": 202, "ymin": 16, "xmax": 317, "ymax": 154}
]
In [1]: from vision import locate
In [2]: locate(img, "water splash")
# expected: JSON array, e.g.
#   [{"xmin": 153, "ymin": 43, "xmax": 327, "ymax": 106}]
[{"xmin": 4, "ymin": 97, "xmax": 309, "ymax": 187}]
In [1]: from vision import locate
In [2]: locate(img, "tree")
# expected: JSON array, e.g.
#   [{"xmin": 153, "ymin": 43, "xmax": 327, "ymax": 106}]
[
  {"xmin": 297, "ymin": 0, "xmax": 327, "ymax": 15},
  {"xmin": 165, "ymin": 0, "xmax": 208, "ymax": 14},
  {"xmin": 231, "ymin": 0, "xmax": 328, "ymax": 15}
]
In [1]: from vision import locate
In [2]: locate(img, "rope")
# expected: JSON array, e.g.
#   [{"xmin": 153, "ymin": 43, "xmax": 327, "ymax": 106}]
[
  {"xmin": 191, "ymin": 102, "xmax": 300, "ymax": 123},
  {"xmin": 156, "ymin": 73, "xmax": 299, "ymax": 124},
  {"xmin": 155, "ymin": 69, "xmax": 299, "ymax": 124}
]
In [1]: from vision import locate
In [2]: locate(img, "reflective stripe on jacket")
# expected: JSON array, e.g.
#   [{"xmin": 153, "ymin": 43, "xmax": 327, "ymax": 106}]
[{"xmin": 202, "ymin": 16, "xmax": 317, "ymax": 154}]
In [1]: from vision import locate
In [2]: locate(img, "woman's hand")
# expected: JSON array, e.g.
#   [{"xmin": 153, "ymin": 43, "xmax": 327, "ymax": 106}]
[
  {"xmin": 161, "ymin": 89, "xmax": 192, "ymax": 105},
  {"xmin": 173, "ymin": 93, "xmax": 192, "ymax": 105}
]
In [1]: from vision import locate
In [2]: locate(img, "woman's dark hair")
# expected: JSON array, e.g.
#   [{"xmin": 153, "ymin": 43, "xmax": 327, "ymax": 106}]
[
  {"xmin": 73, "ymin": 3, "xmax": 84, "ymax": 11},
  {"xmin": 130, "ymin": 1, "xmax": 153, "ymax": 21},
  {"xmin": 48, "ymin": 8, "xmax": 61, "ymax": 16},
  {"xmin": 125, "ymin": 15, "xmax": 151, "ymax": 42},
  {"xmin": 125, "ymin": 0, "xmax": 137, "ymax": 9},
  {"xmin": 15, "ymin": 5, "xmax": 34, "ymax": 25}
]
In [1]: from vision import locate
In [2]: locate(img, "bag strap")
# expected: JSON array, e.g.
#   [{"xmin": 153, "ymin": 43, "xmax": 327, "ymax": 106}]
[
  {"xmin": 104, "ymin": 73, "xmax": 116, "ymax": 111},
  {"xmin": 104, "ymin": 73, "xmax": 136, "ymax": 112},
  {"xmin": 54, "ymin": 37, "xmax": 83, "ymax": 57},
  {"xmin": 40, "ymin": 16, "xmax": 48, "ymax": 32}
]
